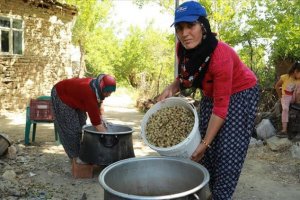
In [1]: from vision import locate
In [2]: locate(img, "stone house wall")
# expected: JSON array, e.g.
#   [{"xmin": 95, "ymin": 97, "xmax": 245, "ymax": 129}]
[{"xmin": 0, "ymin": 0, "xmax": 77, "ymax": 111}]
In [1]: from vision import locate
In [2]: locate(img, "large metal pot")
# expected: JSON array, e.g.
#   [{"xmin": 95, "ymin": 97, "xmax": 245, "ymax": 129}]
[
  {"xmin": 79, "ymin": 124, "xmax": 135, "ymax": 165},
  {"xmin": 0, "ymin": 133, "xmax": 11, "ymax": 156},
  {"xmin": 99, "ymin": 156, "xmax": 210, "ymax": 200}
]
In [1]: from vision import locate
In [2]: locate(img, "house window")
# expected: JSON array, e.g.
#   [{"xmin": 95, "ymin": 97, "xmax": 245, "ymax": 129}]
[{"xmin": 0, "ymin": 16, "xmax": 23, "ymax": 55}]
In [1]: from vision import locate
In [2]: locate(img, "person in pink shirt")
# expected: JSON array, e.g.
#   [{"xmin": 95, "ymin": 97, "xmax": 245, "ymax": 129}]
[
  {"xmin": 275, "ymin": 61, "xmax": 300, "ymax": 138},
  {"xmin": 157, "ymin": 1, "xmax": 259, "ymax": 199},
  {"xmin": 51, "ymin": 74, "xmax": 116, "ymax": 164}
]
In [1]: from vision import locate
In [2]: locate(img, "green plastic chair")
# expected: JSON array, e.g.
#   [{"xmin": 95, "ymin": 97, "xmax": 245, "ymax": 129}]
[{"xmin": 24, "ymin": 96, "xmax": 60, "ymax": 145}]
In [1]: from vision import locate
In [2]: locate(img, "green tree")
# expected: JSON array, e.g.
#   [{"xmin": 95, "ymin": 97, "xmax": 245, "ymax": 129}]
[
  {"xmin": 64, "ymin": 0, "xmax": 113, "ymax": 76},
  {"xmin": 114, "ymin": 25, "xmax": 174, "ymax": 96},
  {"xmin": 258, "ymin": 0, "xmax": 300, "ymax": 75},
  {"xmin": 85, "ymin": 26, "xmax": 121, "ymax": 76}
]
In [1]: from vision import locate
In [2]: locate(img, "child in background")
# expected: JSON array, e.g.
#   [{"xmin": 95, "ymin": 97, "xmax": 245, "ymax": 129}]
[{"xmin": 275, "ymin": 61, "xmax": 300, "ymax": 138}]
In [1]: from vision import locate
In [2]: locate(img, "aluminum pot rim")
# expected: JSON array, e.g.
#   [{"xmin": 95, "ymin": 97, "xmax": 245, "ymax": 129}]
[
  {"xmin": 0, "ymin": 133, "xmax": 11, "ymax": 146},
  {"xmin": 99, "ymin": 156, "xmax": 210, "ymax": 200},
  {"xmin": 82, "ymin": 124, "xmax": 134, "ymax": 135}
]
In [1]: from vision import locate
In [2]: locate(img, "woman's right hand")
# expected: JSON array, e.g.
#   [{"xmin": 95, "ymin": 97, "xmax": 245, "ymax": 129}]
[
  {"xmin": 157, "ymin": 88, "xmax": 173, "ymax": 101},
  {"xmin": 157, "ymin": 79, "xmax": 180, "ymax": 101},
  {"xmin": 95, "ymin": 124, "xmax": 107, "ymax": 133}
]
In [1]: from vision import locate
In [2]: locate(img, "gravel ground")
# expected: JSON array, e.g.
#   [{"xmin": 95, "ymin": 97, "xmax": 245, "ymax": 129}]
[{"xmin": 1, "ymin": 95, "xmax": 300, "ymax": 200}]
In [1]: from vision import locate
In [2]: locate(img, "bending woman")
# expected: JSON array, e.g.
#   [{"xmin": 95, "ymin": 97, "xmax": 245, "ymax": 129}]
[{"xmin": 51, "ymin": 74, "xmax": 116, "ymax": 162}]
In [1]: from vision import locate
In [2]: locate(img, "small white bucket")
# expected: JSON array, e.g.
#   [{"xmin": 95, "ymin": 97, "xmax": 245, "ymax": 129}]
[{"xmin": 141, "ymin": 97, "xmax": 201, "ymax": 158}]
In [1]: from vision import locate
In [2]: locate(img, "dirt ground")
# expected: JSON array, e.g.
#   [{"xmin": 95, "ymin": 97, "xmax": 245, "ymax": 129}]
[{"xmin": 1, "ymin": 94, "xmax": 300, "ymax": 200}]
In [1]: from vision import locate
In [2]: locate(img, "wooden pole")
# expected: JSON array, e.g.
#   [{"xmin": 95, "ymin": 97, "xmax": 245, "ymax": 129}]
[{"xmin": 174, "ymin": 0, "xmax": 179, "ymax": 78}]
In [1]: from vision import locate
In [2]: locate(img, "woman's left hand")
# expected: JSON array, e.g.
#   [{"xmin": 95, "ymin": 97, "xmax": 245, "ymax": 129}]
[
  {"xmin": 191, "ymin": 114, "xmax": 223, "ymax": 162},
  {"xmin": 190, "ymin": 143, "xmax": 208, "ymax": 162}
]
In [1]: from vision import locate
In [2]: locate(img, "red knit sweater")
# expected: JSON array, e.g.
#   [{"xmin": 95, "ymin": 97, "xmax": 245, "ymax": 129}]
[
  {"xmin": 55, "ymin": 78, "xmax": 102, "ymax": 126},
  {"xmin": 202, "ymin": 42, "xmax": 257, "ymax": 119}
]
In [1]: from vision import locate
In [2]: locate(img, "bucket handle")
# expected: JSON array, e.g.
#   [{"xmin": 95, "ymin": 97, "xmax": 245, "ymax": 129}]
[
  {"xmin": 99, "ymin": 135, "xmax": 119, "ymax": 148},
  {"xmin": 188, "ymin": 101, "xmax": 197, "ymax": 111},
  {"xmin": 192, "ymin": 193, "xmax": 200, "ymax": 200},
  {"xmin": 178, "ymin": 97, "xmax": 197, "ymax": 112}
]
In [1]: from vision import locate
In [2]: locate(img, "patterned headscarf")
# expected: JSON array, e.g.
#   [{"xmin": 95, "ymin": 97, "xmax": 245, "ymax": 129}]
[
  {"xmin": 177, "ymin": 16, "xmax": 218, "ymax": 90},
  {"xmin": 100, "ymin": 75, "xmax": 116, "ymax": 93},
  {"xmin": 90, "ymin": 74, "xmax": 116, "ymax": 105}
]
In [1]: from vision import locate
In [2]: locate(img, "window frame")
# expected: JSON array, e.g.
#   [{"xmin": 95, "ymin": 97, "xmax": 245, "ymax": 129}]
[{"xmin": 0, "ymin": 15, "xmax": 24, "ymax": 55}]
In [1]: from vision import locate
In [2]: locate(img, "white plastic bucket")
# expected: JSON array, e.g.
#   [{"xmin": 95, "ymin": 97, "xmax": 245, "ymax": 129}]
[{"xmin": 141, "ymin": 97, "xmax": 201, "ymax": 158}]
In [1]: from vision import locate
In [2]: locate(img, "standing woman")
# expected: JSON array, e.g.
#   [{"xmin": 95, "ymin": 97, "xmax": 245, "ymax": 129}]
[
  {"xmin": 51, "ymin": 74, "xmax": 116, "ymax": 163},
  {"xmin": 157, "ymin": 1, "xmax": 259, "ymax": 199}
]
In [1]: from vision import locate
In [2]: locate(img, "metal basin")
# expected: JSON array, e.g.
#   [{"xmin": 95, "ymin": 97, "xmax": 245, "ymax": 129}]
[
  {"xmin": 79, "ymin": 124, "xmax": 135, "ymax": 165},
  {"xmin": 99, "ymin": 156, "xmax": 210, "ymax": 200},
  {"xmin": 0, "ymin": 133, "xmax": 11, "ymax": 156}
]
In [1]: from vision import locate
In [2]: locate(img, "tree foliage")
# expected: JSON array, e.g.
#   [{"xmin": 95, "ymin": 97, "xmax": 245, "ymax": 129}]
[
  {"xmin": 258, "ymin": 0, "xmax": 300, "ymax": 64},
  {"xmin": 113, "ymin": 25, "xmax": 174, "ymax": 96},
  {"xmin": 85, "ymin": 27, "xmax": 121, "ymax": 75},
  {"xmin": 64, "ymin": 0, "xmax": 299, "ymax": 98},
  {"xmin": 64, "ymin": 0, "xmax": 113, "ymax": 76}
]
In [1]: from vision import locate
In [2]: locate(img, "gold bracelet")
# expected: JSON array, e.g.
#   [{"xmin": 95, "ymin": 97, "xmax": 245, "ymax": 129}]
[{"xmin": 201, "ymin": 139, "xmax": 211, "ymax": 148}]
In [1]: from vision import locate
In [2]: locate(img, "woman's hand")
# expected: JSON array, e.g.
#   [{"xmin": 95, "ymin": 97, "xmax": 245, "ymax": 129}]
[
  {"xmin": 190, "ymin": 143, "xmax": 208, "ymax": 162},
  {"xmin": 95, "ymin": 124, "xmax": 107, "ymax": 133},
  {"xmin": 157, "ymin": 79, "xmax": 180, "ymax": 101},
  {"xmin": 191, "ymin": 114, "xmax": 224, "ymax": 162},
  {"xmin": 157, "ymin": 88, "xmax": 173, "ymax": 101}
]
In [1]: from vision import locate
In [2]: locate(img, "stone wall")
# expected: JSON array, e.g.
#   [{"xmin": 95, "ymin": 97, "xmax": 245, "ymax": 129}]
[{"xmin": 0, "ymin": 0, "xmax": 77, "ymax": 111}]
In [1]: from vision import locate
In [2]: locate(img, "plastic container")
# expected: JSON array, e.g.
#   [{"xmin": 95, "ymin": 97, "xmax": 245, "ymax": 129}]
[
  {"xmin": 141, "ymin": 97, "xmax": 200, "ymax": 158},
  {"xmin": 30, "ymin": 99, "xmax": 54, "ymax": 121}
]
